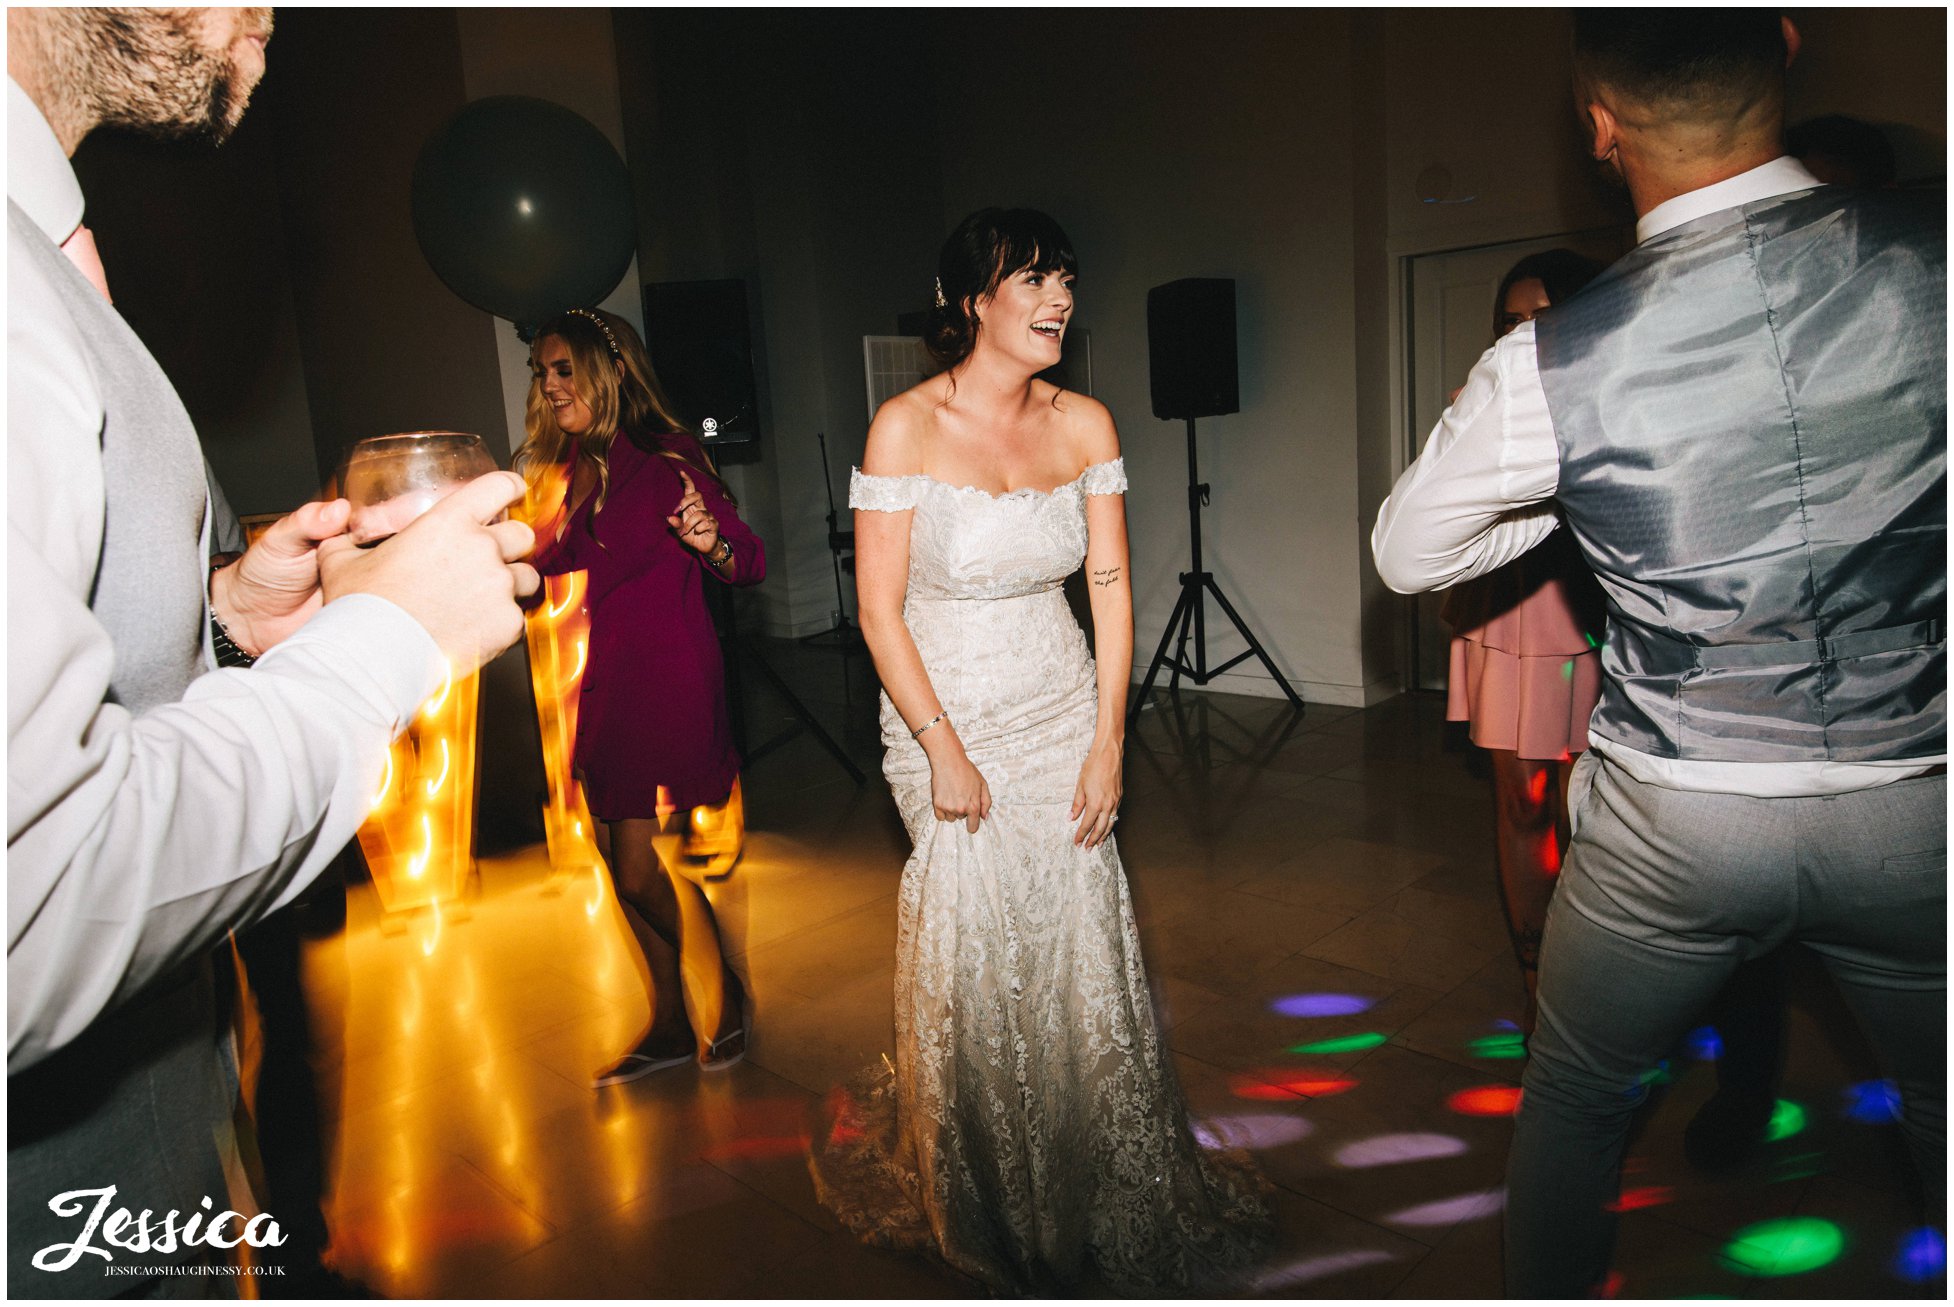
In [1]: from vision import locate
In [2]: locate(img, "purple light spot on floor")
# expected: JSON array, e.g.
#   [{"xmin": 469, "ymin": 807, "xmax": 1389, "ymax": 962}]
[
  {"xmin": 1191, "ymin": 1113, "xmax": 1314, "ymax": 1152},
  {"xmin": 1256, "ymin": 1249, "xmax": 1398, "ymax": 1290},
  {"xmin": 1387, "ymin": 1187, "xmax": 1507, "ymax": 1227},
  {"xmin": 1334, "ymin": 1132, "xmax": 1469, "ymax": 1169},
  {"xmin": 1270, "ymin": 992, "xmax": 1373, "ymax": 1018},
  {"xmin": 1845, "ymin": 1078, "xmax": 1903, "ymax": 1124},
  {"xmin": 1894, "ymin": 1227, "xmax": 1946, "ymax": 1283},
  {"xmin": 1685, "ymin": 1025, "xmax": 1723, "ymax": 1060}
]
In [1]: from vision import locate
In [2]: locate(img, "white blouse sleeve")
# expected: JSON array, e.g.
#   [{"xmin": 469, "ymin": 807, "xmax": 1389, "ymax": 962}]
[
  {"xmin": 849, "ymin": 468, "xmax": 929, "ymax": 512},
  {"xmin": 1079, "ymin": 458, "xmax": 1128, "ymax": 496},
  {"xmin": 1370, "ymin": 324, "xmax": 1562, "ymax": 594}
]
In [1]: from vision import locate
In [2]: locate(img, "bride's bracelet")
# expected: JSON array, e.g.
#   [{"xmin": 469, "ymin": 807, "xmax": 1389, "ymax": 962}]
[{"xmin": 911, "ymin": 709, "xmax": 950, "ymax": 739}]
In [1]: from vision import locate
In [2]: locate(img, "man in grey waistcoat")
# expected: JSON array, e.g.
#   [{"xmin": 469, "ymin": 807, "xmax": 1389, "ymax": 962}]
[
  {"xmin": 8, "ymin": 8, "xmax": 539, "ymax": 1295},
  {"xmin": 1372, "ymin": 10, "xmax": 1944, "ymax": 1297}
]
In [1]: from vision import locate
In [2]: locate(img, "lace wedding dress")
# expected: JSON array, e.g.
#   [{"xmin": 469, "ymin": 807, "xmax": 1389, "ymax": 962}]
[{"xmin": 809, "ymin": 458, "xmax": 1271, "ymax": 1295}]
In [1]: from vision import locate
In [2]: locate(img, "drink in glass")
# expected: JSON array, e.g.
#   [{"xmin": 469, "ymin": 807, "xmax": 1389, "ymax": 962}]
[{"xmin": 342, "ymin": 430, "xmax": 498, "ymax": 545}]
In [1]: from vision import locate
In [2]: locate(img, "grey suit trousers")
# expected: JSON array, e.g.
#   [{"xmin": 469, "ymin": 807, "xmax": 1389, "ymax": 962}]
[{"xmin": 1503, "ymin": 753, "xmax": 1946, "ymax": 1297}]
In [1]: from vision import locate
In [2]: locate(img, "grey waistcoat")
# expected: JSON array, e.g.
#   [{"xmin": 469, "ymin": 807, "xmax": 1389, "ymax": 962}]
[
  {"xmin": 1535, "ymin": 187, "xmax": 1945, "ymax": 763},
  {"xmin": 9, "ymin": 203, "xmax": 232, "ymax": 1298}
]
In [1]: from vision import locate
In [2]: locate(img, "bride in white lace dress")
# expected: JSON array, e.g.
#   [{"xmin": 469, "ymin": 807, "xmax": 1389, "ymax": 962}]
[{"xmin": 808, "ymin": 209, "xmax": 1270, "ymax": 1295}]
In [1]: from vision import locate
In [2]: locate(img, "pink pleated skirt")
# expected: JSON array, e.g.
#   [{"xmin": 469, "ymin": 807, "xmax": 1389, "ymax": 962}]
[
  {"xmin": 1446, "ymin": 636, "xmax": 1602, "ymax": 760},
  {"xmin": 1443, "ymin": 534, "xmax": 1606, "ymax": 761}
]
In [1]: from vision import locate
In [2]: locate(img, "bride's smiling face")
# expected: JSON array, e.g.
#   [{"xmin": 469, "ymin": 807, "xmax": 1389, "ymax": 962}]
[{"xmin": 973, "ymin": 265, "xmax": 1075, "ymax": 372}]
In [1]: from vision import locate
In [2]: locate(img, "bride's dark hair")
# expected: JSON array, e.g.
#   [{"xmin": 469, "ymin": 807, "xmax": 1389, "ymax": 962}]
[{"xmin": 926, "ymin": 208, "xmax": 1078, "ymax": 372}]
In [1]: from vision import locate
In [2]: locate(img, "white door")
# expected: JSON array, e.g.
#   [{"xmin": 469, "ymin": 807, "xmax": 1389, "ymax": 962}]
[{"xmin": 1402, "ymin": 231, "xmax": 1624, "ymax": 691}]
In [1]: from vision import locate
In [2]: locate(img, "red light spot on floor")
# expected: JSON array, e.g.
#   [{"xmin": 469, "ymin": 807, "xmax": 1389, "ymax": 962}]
[
  {"xmin": 1447, "ymin": 1085, "xmax": 1523, "ymax": 1116},
  {"xmin": 1606, "ymin": 1185, "xmax": 1673, "ymax": 1213},
  {"xmin": 1232, "ymin": 1072, "xmax": 1357, "ymax": 1101},
  {"xmin": 704, "ymin": 1134, "xmax": 812, "ymax": 1162},
  {"xmin": 1599, "ymin": 1270, "xmax": 1625, "ymax": 1298}
]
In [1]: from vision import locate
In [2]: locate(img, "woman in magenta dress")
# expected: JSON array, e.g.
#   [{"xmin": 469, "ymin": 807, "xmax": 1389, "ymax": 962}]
[
  {"xmin": 516, "ymin": 307, "xmax": 763, "ymax": 1085},
  {"xmin": 1442, "ymin": 250, "xmax": 1607, "ymax": 1032}
]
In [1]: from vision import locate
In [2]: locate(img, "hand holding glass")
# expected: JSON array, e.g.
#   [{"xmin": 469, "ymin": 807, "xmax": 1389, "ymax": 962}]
[{"xmin": 343, "ymin": 431, "xmax": 500, "ymax": 545}]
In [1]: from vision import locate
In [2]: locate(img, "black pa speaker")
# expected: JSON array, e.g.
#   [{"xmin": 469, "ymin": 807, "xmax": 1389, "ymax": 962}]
[
  {"xmin": 1147, "ymin": 278, "xmax": 1239, "ymax": 421},
  {"xmin": 641, "ymin": 279, "xmax": 761, "ymax": 448}
]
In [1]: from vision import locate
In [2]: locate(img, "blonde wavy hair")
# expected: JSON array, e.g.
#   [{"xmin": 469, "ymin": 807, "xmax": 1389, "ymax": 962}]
[{"xmin": 512, "ymin": 307, "xmax": 728, "ymax": 528}]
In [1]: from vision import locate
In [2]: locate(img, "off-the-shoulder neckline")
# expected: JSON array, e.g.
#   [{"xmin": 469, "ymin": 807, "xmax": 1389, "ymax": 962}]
[{"xmin": 853, "ymin": 457, "xmax": 1122, "ymax": 501}]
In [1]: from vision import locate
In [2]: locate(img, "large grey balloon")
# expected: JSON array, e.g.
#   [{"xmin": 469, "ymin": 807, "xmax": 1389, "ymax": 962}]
[{"xmin": 411, "ymin": 96, "xmax": 635, "ymax": 327}]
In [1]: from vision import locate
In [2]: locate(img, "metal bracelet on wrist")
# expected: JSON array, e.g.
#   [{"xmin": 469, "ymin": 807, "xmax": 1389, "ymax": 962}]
[
  {"xmin": 208, "ymin": 554, "xmax": 257, "ymax": 668},
  {"xmin": 911, "ymin": 709, "xmax": 949, "ymax": 739},
  {"xmin": 706, "ymin": 537, "xmax": 734, "ymax": 571},
  {"xmin": 211, "ymin": 612, "xmax": 258, "ymax": 669}
]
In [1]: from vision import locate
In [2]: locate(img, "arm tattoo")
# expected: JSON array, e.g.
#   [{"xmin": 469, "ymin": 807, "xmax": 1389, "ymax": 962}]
[{"xmin": 1091, "ymin": 566, "xmax": 1123, "ymax": 589}]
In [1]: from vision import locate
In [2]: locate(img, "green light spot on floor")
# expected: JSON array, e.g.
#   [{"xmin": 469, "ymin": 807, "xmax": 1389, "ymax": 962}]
[
  {"xmin": 1289, "ymin": 1032, "xmax": 1387, "ymax": 1056},
  {"xmin": 1721, "ymin": 1217, "xmax": 1846, "ymax": 1277},
  {"xmin": 1765, "ymin": 1099, "xmax": 1806, "ymax": 1142},
  {"xmin": 1468, "ymin": 1032, "xmax": 1528, "ymax": 1060}
]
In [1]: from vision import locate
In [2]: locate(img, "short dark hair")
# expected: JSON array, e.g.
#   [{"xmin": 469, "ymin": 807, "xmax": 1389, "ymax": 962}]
[
  {"xmin": 1572, "ymin": 10, "xmax": 1786, "ymax": 118},
  {"xmin": 927, "ymin": 208, "xmax": 1078, "ymax": 371}
]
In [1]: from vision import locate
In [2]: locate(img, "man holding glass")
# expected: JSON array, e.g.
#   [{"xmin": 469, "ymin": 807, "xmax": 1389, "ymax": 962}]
[{"xmin": 7, "ymin": 7, "xmax": 538, "ymax": 1292}]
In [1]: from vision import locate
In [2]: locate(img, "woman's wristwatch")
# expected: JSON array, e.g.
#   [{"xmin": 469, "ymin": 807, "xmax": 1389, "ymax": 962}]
[{"xmin": 706, "ymin": 537, "xmax": 734, "ymax": 572}]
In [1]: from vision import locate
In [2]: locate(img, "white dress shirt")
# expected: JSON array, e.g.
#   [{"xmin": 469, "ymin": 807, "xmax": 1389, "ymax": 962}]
[
  {"xmin": 7, "ymin": 80, "xmax": 448, "ymax": 1068},
  {"xmin": 1372, "ymin": 156, "xmax": 1942, "ymax": 797}
]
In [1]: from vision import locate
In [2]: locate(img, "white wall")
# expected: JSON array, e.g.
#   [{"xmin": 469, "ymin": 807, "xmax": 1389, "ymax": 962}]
[
  {"xmin": 617, "ymin": 12, "xmax": 943, "ymax": 637},
  {"xmin": 932, "ymin": 10, "xmax": 1374, "ymax": 704}
]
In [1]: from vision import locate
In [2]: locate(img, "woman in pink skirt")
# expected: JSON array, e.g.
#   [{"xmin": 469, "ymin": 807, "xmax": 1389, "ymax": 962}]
[{"xmin": 1443, "ymin": 249, "xmax": 1606, "ymax": 1031}]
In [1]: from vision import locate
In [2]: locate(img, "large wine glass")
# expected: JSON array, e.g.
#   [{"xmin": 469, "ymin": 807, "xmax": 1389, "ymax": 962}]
[{"xmin": 342, "ymin": 430, "xmax": 499, "ymax": 545}]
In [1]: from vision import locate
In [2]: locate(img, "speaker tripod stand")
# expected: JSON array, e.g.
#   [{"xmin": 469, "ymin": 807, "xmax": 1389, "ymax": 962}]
[
  {"xmin": 1127, "ymin": 417, "xmax": 1305, "ymax": 727},
  {"xmin": 710, "ymin": 584, "xmax": 866, "ymax": 785},
  {"xmin": 799, "ymin": 431, "xmax": 863, "ymax": 649}
]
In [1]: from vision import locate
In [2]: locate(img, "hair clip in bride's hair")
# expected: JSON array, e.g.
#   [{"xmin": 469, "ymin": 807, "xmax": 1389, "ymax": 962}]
[
  {"xmin": 934, "ymin": 277, "xmax": 948, "ymax": 311},
  {"xmin": 565, "ymin": 307, "xmax": 622, "ymax": 359}
]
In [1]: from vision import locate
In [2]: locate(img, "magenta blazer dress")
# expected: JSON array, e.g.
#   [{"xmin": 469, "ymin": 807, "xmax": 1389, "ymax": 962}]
[{"xmin": 533, "ymin": 430, "xmax": 765, "ymax": 817}]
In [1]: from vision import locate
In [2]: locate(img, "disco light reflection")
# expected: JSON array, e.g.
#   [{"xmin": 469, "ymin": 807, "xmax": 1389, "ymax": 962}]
[
  {"xmin": 1605, "ymin": 1185, "xmax": 1673, "ymax": 1213},
  {"xmin": 1447, "ymin": 1085, "xmax": 1523, "ymax": 1116},
  {"xmin": 1270, "ymin": 993, "xmax": 1374, "ymax": 1018},
  {"xmin": 1893, "ymin": 1227, "xmax": 1945, "ymax": 1284},
  {"xmin": 1685, "ymin": 1025, "xmax": 1722, "ymax": 1060},
  {"xmin": 1764, "ymin": 1098, "xmax": 1807, "ymax": 1142},
  {"xmin": 1256, "ymin": 1250, "xmax": 1399, "ymax": 1290},
  {"xmin": 1467, "ymin": 1031, "xmax": 1527, "ymax": 1060},
  {"xmin": 1231, "ymin": 1072, "xmax": 1359, "ymax": 1101},
  {"xmin": 1387, "ymin": 1187, "xmax": 1505, "ymax": 1227},
  {"xmin": 1720, "ymin": 1217, "xmax": 1846, "ymax": 1277},
  {"xmin": 1844, "ymin": 1079, "xmax": 1903, "ymax": 1124},
  {"xmin": 1191, "ymin": 1113, "xmax": 1315, "ymax": 1152},
  {"xmin": 1290, "ymin": 1032, "xmax": 1387, "ymax": 1055},
  {"xmin": 1333, "ymin": 1132, "xmax": 1468, "ymax": 1169}
]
